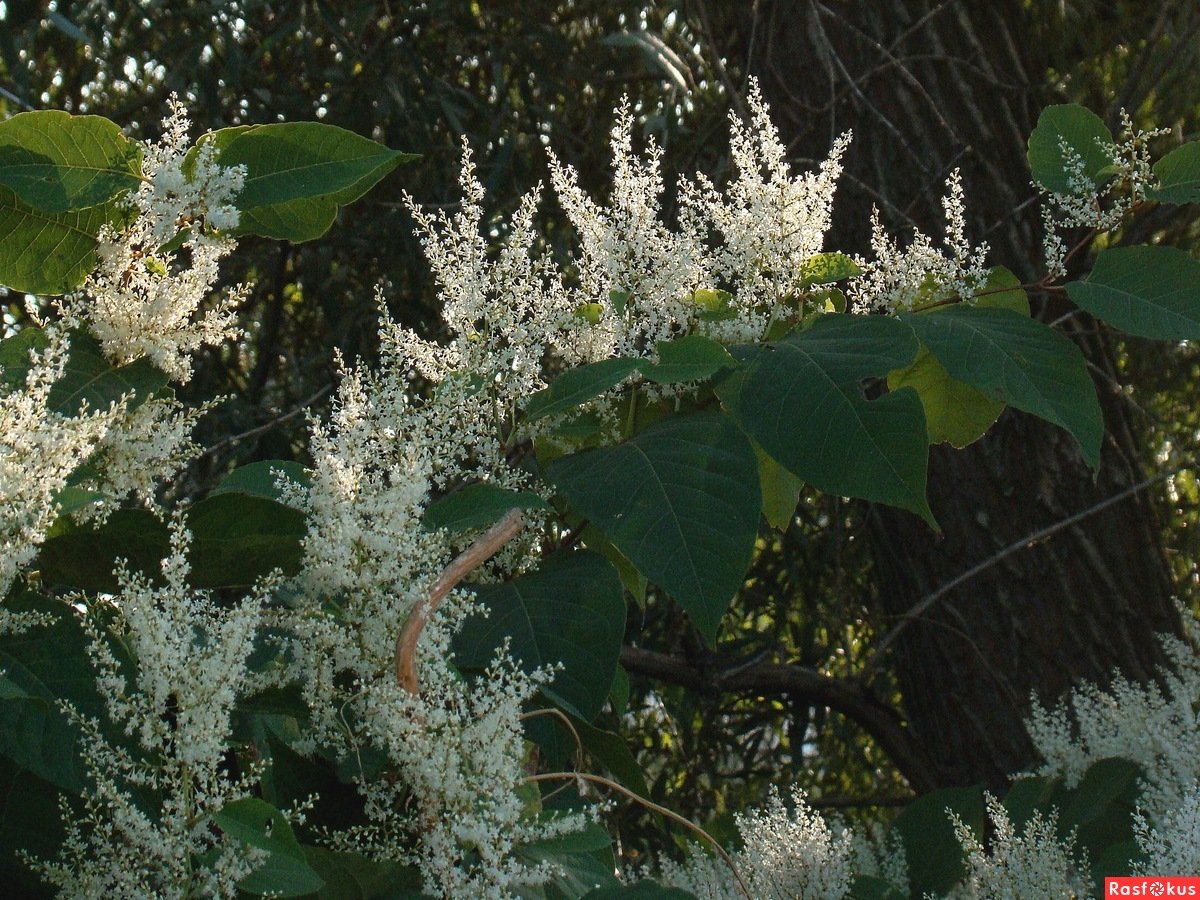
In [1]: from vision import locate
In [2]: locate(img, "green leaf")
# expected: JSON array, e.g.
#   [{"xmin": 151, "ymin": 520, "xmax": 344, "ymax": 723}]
[
  {"xmin": 848, "ymin": 875, "xmax": 907, "ymax": 900},
  {"xmin": 186, "ymin": 492, "xmax": 307, "ymax": 588},
  {"xmin": 49, "ymin": 330, "xmax": 169, "ymax": 416},
  {"xmin": 0, "ymin": 186, "xmax": 118, "ymax": 294},
  {"xmin": 525, "ymin": 358, "xmax": 641, "ymax": 422},
  {"xmin": 756, "ymin": 445, "xmax": 805, "ymax": 530},
  {"xmin": 422, "ymin": 482, "xmax": 551, "ymax": 534},
  {"xmin": 196, "ymin": 123, "xmax": 416, "ymax": 242},
  {"xmin": 0, "ymin": 758, "xmax": 65, "ymax": 898},
  {"xmin": 720, "ymin": 314, "xmax": 932, "ymax": 525},
  {"xmin": 0, "ymin": 326, "xmax": 49, "ymax": 393},
  {"xmin": 638, "ymin": 334, "xmax": 737, "ymax": 384},
  {"xmin": 213, "ymin": 460, "xmax": 312, "ymax": 501},
  {"xmin": 892, "ymin": 785, "xmax": 984, "ymax": 897},
  {"xmin": 37, "ymin": 509, "xmax": 171, "ymax": 592},
  {"xmin": 454, "ymin": 551, "xmax": 624, "ymax": 721},
  {"xmin": 1027, "ymin": 104, "xmax": 1116, "ymax": 194},
  {"xmin": 1066, "ymin": 244, "xmax": 1200, "ymax": 341},
  {"xmin": 212, "ymin": 797, "xmax": 325, "ymax": 897},
  {"xmin": 582, "ymin": 881, "xmax": 697, "ymax": 899},
  {"xmin": 0, "ymin": 592, "xmax": 114, "ymax": 793},
  {"xmin": 1150, "ymin": 140, "xmax": 1200, "ymax": 204},
  {"xmin": 900, "ymin": 306, "xmax": 1103, "ymax": 470},
  {"xmin": 0, "ymin": 110, "xmax": 142, "ymax": 212},
  {"xmin": 971, "ymin": 266, "xmax": 1030, "ymax": 316},
  {"xmin": 887, "ymin": 346, "xmax": 1004, "ymax": 448},
  {"xmin": 799, "ymin": 251, "xmax": 863, "ymax": 286},
  {"xmin": 516, "ymin": 824, "xmax": 621, "ymax": 896},
  {"xmin": 301, "ymin": 847, "xmax": 426, "ymax": 899},
  {"xmin": 1002, "ymin": 774, "xmax": 1059, "ymax": 833},
  {"xmin": 546, "ymin": 412, "xmax": 761, "ymax": 644}
]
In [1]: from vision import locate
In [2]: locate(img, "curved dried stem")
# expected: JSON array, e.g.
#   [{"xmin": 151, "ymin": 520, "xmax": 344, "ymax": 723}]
[
  {"xmin": 525, "ymin": 770, "xmax": 752, "ymax": 900},
  {"xmin": 395, "ymin": 508, "xmax": 524, "ymax": 694},
  {"xmin": 519, "ymin": 707, "xmax": 586, "ymax": 763}
]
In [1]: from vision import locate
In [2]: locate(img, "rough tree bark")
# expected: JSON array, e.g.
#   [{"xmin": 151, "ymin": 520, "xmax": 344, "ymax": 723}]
[{"xmin": 703, "ymin": 0, "xmax": 1185, "ymax": 790}]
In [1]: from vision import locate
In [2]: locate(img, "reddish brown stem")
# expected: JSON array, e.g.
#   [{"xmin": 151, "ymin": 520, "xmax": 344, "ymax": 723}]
[{"xmin": 395, "ymin": 508, "xmax": 524, "ymax": 694}]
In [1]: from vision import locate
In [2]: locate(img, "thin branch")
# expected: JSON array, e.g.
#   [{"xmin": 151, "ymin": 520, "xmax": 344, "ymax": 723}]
[
  {"xmin": 197, "ymin": 383, "xmax": 332, "ymax": 461},
  {"xmin": 395, "ymin": 509, "xmax": 523, "ymax": 694},
  {"xmin": 619, "ymin": 646, "xmax": 939, "ymax": 794},
  {"xmin": 526, "ymin": 770, "xmax": 752, "ymax": 900},
  {"xmin": 864, "ymin": 463, "xmax": 1191, "ymax": 675}
]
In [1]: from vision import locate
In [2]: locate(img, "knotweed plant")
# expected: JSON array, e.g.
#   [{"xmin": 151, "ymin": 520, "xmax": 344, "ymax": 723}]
[{"xmin": 1, "ymin": 78, "xmax": 1198, "ymax": 900}]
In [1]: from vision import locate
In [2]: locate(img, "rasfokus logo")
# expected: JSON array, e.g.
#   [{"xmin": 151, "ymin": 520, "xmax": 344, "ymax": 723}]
[{"xmin": 1106, "ymin": 878, "xmax": 1200, "ymax": 896}]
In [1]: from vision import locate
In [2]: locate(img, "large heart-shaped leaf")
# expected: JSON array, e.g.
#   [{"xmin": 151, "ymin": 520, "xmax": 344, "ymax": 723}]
[
  {"xmin": 0, "ymin": 187, "xmax": 118, "ymax": 294},
  {"xmin": 546, "ymin": 412, "xmax": 760, "ymax": 643},
  {"xmin": 720, "ymin": 314, "xmax": 932, "ymax": 525},
  {"xmin": 901, "ymin": 306, "xmax": 1102, "ymax": 470},
  {"xmin": 0, "ymin": 592, "xmax": 128, "ymax": 794},
  {"xmin": 525, "ymin": 358, "xmax": 641, "ymax": 422},
  {"xmin": 195, "ymin": 123, "xmax": 416, "ymax": 243},
  {"xmin": 0, "ymin": 110, "xmax": 142, "ymax": 212},
  {"xmin": 1027, "ymin": 104, "xmax": 1115, "ymax": 195},
  {"xmin": 1065, "ymin": 244, "xmax": 1200, "ymax": 341},
  {"xmin": 212, "ymin": 797, "xmax": 324, "ymax": 897},
  {"xmin": 186, "ymin": 492, "xmax": 307, "ymax": 588},
  {"xmin": 454, "ymin": 551, "xmax": 624, "ymax": 721},
  {"xmin": 1150, "ymin": 140, "xmax": 1200, "ymax": 205}
]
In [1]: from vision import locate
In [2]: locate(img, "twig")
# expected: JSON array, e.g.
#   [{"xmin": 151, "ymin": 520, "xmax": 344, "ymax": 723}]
[
  {"xmin": 395, "ymin": 509, "xmax": 524, "ymax": 694},
  {"xmin": 526, "ymin": 770, "xmax": 752, "ymax": 900},
  {"xmin": 863, "ymin": 464, "xmax": 1190, "ymax": 676},
  {"xmin": 197, "ymin": 383, "xmax": 332, "ymax": 461}
]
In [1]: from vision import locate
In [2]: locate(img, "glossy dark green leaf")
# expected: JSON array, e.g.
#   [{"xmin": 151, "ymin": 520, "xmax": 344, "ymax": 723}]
[
  {"xmin": 546, "ymin": 412, "xmax": 760, "ymax": 643},
  {"xmin": 1027, "ymin": 104, "xmax": 1115, "ymax": 194},
  {"xmin": 892, "ymin": 784, "xmax": 984, "ymax": 897},
  {"xmin": 422, "ymin": 482, "xmax": 551, "ymax": 534},
  {"xmin": 186, "ymin": 492, "xmax": 307, "ymax": 588},
  {"xmin": 213, "ymin": 460, "xmax": 312, "ymax": 502},
  {"xmin": 37, "ymin": 508, "xmax": 170, "ymax": 592},
  {"xmin": 195, "ymin": 123, "xmax": 416, "ymax": 243},
  {"xmin": 0, "ymin": 758, "xmax": 65, "ymax": 897},
  {"xmin": 0, "ymin": 592, "xmax": 107, "ymax": 793},
  {"xmin": 525, "ymin": 358, "xmax": 641, "ymax": 422},
  {"xmin": 48, "ymin": 330, "xmax": 169, "ymax": 416},
  {"xmin": 301, "ymin": 847, "xmax": 426, "ymax": 899},
  {"xmin": 0, "ymin": 186, "xmax": 117, "ymax": 294},
  {"xmin": 583, "ymin": 884, "xmax": 697, "ymax": 900},
  {"xmin": 638, "ymin": 334, "xmax": 737, "ymax": 384},
  {"xmin": 1150, "ymin": 140, "xmax": 1200, "ymax": 204},
  {"xmin": 901, "ymin": 306, "xmax": 1102, "ymax": 470},
  {"xmin": 0, "ymin": 110, "xmax": 142, "ymax": 212},
  {"xmin": 455, "ymin": 551, "xmax": 624, "ymax": 721},
  {"xmin": 1066, "ymin": 244, "xmax": 1200, "ymax": 341},
  {"xmin": 721, "ymin": 314, "xmax": 932, "ymax": 525},
  {"xmin": 213, "ymin": 797, "xmax": 324, "ymax": 897}
]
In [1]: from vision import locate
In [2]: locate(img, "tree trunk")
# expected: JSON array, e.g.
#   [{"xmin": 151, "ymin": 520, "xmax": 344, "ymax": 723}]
[{"xmin": 705, "ymin": 0, "xmax": 1183, "ymax": 790}]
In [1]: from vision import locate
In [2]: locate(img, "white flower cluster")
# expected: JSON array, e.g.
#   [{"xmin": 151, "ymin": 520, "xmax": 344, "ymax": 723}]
[
  {"xmin": 62, "ymin": 97, "xmax": 247, "ymax": 383},
  {"xmin": 31, "ymin": 521, "xmax": 274, "ymax": 898},
  {"xmin": 680, "ymin": 84, "xmax": 851, "ymax": 339},
  {"xmin": 659, "ymin": 787, "xmax": 860, "ymax": 899},
  {"xmin": 850, "ymin": 169, "xmax": 991, "ymax": 313},
  {"xmin": 1133, "ymin": 783, "xmax": 1200, "ymax": 876},
  {"xmin": 1038, "ymin": 112, "xmax": 1170, "ymax": 278},
  {"xmin": 1024, "ymin": 625, "xmax": 1200, "ymax": 825},
  {"xmin": 282, "ymin": 310, "xmax": 582, "ymax": 896},
  {"xmin": 1, "ymin": 100, "xmax": 243, "ymax": 606},
  {"xmin": 948, "ymin": 794, "xmax": 1088, "ymax": 899},
  {"xmin": 0, "ymin": 328, "xmax": 124, "ymax": 609}
]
